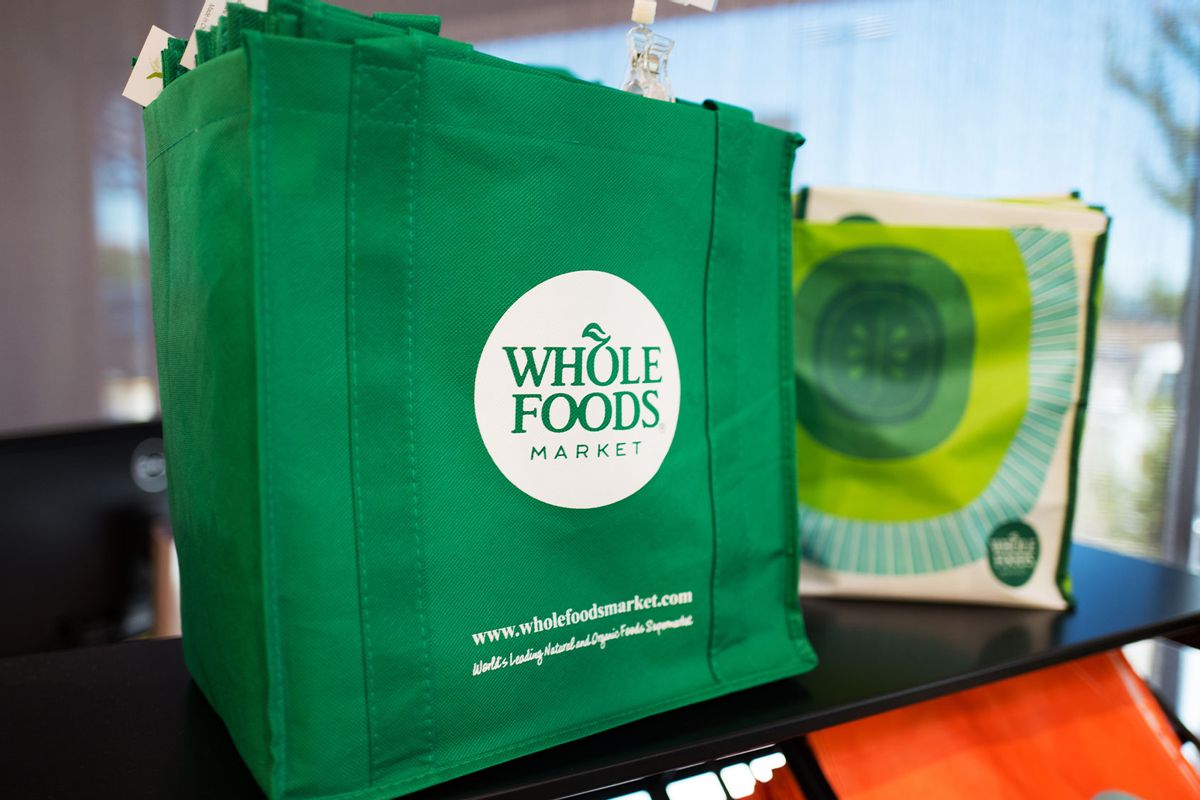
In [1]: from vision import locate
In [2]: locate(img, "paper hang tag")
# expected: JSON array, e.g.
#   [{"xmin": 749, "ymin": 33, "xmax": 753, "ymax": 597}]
[
  {"xmin": 122, "ymin": 26, "xmax": 174, "ymax": 107},
  {"xmin": 180, "ymin": 0, "xmax": 269, "ymax": 70}
]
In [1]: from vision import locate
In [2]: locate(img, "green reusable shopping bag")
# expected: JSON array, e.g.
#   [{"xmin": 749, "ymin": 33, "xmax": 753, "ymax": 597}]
[
  {"xmin": 144, "ymin": 12, "xmax": 815, "ymax": 800},
  {"xmin": 792, "ymin": 189, "xmax": 1107, "ymax": 609}
]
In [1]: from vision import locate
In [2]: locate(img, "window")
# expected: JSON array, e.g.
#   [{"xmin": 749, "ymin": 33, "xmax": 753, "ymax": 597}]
[{"xmin": 480, "ymin": 0, "xmax": 1200, "ymax": 563}]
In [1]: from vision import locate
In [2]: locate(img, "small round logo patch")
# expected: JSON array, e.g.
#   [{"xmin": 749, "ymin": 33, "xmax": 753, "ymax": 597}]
[
  {"xmin": 474, "ymin": 270, "xmax": 680, "ymax": 509},
  {"xmin": 987, "ymin": 521, "xmax": 1040, "ymax": 587}
]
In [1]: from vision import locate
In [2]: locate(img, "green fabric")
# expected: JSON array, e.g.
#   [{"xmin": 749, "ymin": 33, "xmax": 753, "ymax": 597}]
[
  {"xmin": 160, "ymin": 37, "xmax": 188, "ymax": 88},
  {"xmin": 195, "ymin": 27, "xmax": 217, "ymax": 65},
  {"xmin": 190, "ymin": 1, "xmax": 441, "ymax": 67},
  {"xmin": 145, "ymin": 8, "xmax": 814, "ymax": 799}
]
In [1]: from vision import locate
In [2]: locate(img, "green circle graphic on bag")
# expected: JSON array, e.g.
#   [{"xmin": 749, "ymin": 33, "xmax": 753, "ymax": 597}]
[
  {"xmin": 796, "ymin": 227, "xmax": 1079, "ymax": 575},
  {"xmin": 987, "ymin": 521, "xmax": 1039, "ymax": 587},
  {"xmin": 797, "ymin": 247, "xmax": 974, "ymax": 459}
]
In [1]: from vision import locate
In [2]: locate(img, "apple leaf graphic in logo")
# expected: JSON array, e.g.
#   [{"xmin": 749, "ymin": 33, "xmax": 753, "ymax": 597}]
[{"xmin": 581, "ymin": 322, "xmax": 610, "ymax": 346}]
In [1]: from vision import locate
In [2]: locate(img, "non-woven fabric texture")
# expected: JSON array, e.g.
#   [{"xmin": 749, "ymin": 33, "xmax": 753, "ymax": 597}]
[
  {"xmin": 794, "ymin": 187, "xmax": 1109, "ymax": 608},
  {"xmin": 143, "ymin": 3, "xmax": 816, "ymax": 798}
]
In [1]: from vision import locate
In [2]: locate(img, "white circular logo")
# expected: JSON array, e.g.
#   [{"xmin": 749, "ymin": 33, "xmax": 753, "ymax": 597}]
[{"xmin": 475, "ymin": 270, "xmax": 680, "ymax": 509}]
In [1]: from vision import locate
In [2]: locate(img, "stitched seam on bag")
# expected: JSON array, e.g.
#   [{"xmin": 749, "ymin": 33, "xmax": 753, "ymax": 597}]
[
  {"xmin": 364, "ymin": 73, "xmax": 418, "ymax": 120},
  {"xmin": 357, "ymin": 63, "xmax": 413, "ymax": 72},
  {"xmin": 295, "ymin": 657, "xmax": 815, "ymax": 800},
  {"xmin": 777, "ymin": 135, "xmax": 794, "ymax": 638},
  {"xmin": 353, "ymin": 59, "xmax": 709, "ymax": 161},
  {"xmin": 347, "ymin": 46, "xmax": 377, "ymax": 787},
  {"xmin": 419, "ymin": 118, "xmax": 713, "ymax": 164},
  {"xmin": 776, "ymin": 135, "xmax": 804, "ymax": 645},
  {"xmin": 322, "ymin": 60, "xmax": 708, "ymax": 164},
  {"xmin": 261, "ymin": 102, "xmax": 708, "ymax": 164},
  {"xmin": 406, "ymin": 49, "xmax": 438, "ymax": 771},
  {"xmin": 349, "ymin": 51, "xmax": 439, "ymax": 781},
  {"xmin": 357, "ymin": 64, "xmax": 417, "ymax": 119},
  {"xmin": 145, "ymin": 109, "xmax": 249, "ymax": 167},
  {"xmin": 700, "ymin": 106, "xmax": 722, "ymax": 686},
  {"xmin": 272, "ymin": 106, "xmax": 345, "ymax": 117},
  {"xmin": 729, "ymin": 115, "xmax": 747, "ymax": 673},
  {"xmin": 255, "ymin": 52, "xmax": 288, "ymax": 796}
]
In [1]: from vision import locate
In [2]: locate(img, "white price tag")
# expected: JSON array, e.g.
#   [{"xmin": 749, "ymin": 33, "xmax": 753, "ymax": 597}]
[{"xmin": 122, "ymin": 26, "xmax": 174, "ymax": 107}]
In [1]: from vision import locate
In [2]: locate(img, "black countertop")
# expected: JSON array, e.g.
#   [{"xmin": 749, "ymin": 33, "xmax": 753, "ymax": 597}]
[{"xmin": 3, "ymin": 543, "xmax": 1198, "ymax": 799}]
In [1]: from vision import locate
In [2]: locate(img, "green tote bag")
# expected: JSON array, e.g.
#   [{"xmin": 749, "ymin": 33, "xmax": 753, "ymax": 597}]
[{"xmin": 144, "ymin": 14, "xmax": 815, "ymax": 800}]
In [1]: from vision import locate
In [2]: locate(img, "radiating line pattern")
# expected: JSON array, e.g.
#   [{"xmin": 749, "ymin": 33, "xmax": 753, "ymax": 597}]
[{"xmin": 800, "ymin": 228, "xmax": 1079, "ymax": 575}]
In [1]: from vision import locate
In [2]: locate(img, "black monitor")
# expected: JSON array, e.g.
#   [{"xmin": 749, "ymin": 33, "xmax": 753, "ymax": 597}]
[{"xmin": 0, "ymin": 421, "xmax": 168, "ymax": 657}]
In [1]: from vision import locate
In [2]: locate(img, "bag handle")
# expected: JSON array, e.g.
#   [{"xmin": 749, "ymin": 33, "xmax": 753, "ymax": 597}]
[{"xmin": 345, "ymin": 34, "xmax": 438, "ymax": 784}]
